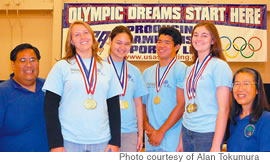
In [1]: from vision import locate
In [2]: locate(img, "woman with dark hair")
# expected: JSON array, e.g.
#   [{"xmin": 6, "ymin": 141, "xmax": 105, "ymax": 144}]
[
  {"xmin": 106, "ymin": 25, "xmax": 147, "ymax": 152},
  {"xmin": 43, "ymin": 21, "xmax": 122, "ymax": 152},
  {"xmin": 177, "ymin": 21, "xmax": 232, "ymax": 152},
  {"xmin": 227, "ymin": 67, "xmax": 270, "ymax": 152}
]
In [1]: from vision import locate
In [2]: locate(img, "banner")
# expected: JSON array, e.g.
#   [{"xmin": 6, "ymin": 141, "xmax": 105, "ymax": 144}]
[{"xmin": 62, "ymin": 3, "xmax": 267, "ymax": 62}]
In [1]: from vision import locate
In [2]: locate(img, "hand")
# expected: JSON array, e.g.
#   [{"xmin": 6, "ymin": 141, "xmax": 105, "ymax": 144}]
[
  {"xmin": 210, "ymin": 145, "xmax": 221, "ymax": 152},
  {"xmin": 136, "ymin": 135, "xmax": 143, "ymax": 152},
  {"xmin": 50, "ymin": 147, "xmax": 66, "ymax": 152},
  {"xmin": 145, "ymin": 126, "xmax": 155, "ymax": 138},
  {"xmin": 176, "ymin": 142, "xmax": 183, "ymax": 152},
  {"xmin": 147, "ymin": 129, "xmax": 165, "ymax": 146},
  {"xmin": 105, "ymin": 144, "xmax": 119, "ymax": 152},
  {"xmin": 176, "ymin": 131, "xmax": 183, "ymax": 152}
]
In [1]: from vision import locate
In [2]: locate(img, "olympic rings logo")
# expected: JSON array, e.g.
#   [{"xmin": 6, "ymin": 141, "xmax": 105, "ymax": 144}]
[{"xmin": 220, "ymin": 36, "xmax": 262, "ymax": 59}]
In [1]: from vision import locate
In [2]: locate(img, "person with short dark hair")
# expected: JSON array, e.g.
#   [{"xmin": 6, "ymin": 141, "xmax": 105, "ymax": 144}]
[
  {"xmin": 227, "ymin": 67, "xmax": 270, "ymax": 152},
  {"xmin": 0, "ymin": 43, "xmax": 49, "ymax": 152},
  {"xmin": 143, "ymin": 26, "xmax": 187, "ymax": 152}
]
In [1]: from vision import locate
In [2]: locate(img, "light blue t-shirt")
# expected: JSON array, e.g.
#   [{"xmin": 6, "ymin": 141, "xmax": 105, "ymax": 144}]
[
  {"xmin": 106, "ymin": 60, "xmax": 148, "ymax": 133},
  {"xmin": 42, "ymin": 58, "xmax": 122, "ymax": 144},
  {"xmin": 182, "ymin": 57, "xmax": 232, "ymax": 133},
  {"xmin": 143, "ymin": 60, "xmax": 187, "ymax": 152}
]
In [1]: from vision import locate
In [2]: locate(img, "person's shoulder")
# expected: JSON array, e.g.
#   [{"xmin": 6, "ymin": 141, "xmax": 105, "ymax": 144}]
[
  {"xmin": 127, "ymin": 61, "xmax": 141, "ymax": 72},
  {"xmin": 211, "ymin": 57, "xmax": 231, "ymax": 71},
  {"xmin": 175, "ymin": 60, "xmax": 187, "ymax": 68},
  {"xmin": 175, "ymin": 60, "xmax": 187, "ymax": 66},
  {"xmin": 261, "ymin": 111, "xmax": 270, "ymax": 120},
  {"xmin": 36, "ymin": 77, "xmax": 45, "ymax": 84},
  {"xmin": 211, "ymin": 57, "xmax": 229, "ymax": 66},
  {"xmin": 143, "ymin": 63, "xmax": 157, "ymax": 74},
  {"xmin": 0, "ymin": 79, "xmax": 11, "ymax": 87},
  {"xmin": 0, "ymin": 79, "xmax": 12, "ymax": 94},
  {"xmin": 98, "ymin": 60, "xmax": 110, "ymax": 69}
]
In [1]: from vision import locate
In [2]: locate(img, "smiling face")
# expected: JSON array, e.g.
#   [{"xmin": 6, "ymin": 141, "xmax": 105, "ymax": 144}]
[
  {"xmin": 11, "ymin": 48, "xmax": 39, "ymax": 89},
  {"xmin": 156, "ymin": 34, "xmax": 179, "ymax": 60},
  {"xmin": 233, "ymin": 72, "xmax": 258, "ymax": 110},
  {"xmin": 71, "ymin": 24, "xmax": 93, "ymax": 55},
  {"xmin": 110, "ymin": 32, "xmax": 132, "ymax": 62},
  {"xmin": 192, "ymin": 26, "xmax": 214, "ymax": 56}
]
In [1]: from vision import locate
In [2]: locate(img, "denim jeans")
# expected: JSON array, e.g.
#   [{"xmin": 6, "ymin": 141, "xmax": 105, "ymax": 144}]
[
  {"xmin": 64, "ymin": 140, "xmax": 109, "ymax": 152},
  {"xmin": 145, "ymin": 148, "xmax": 167, "ymax": 152},
  {"xmin": 182, "ymin": 125, "xmax": 215, "ymax": 152},
  {"xmin": 120, "ymin": 133, "xmax": 137, "ymax": 152}
]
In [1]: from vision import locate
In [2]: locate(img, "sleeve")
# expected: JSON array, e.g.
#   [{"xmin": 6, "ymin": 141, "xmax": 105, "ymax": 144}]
[
  {"xmin": 42, "ymin": 61, "xmax": 65, "ymax": 96},
  {"xmin": 258, "ymin": 115, "xmax": 270, "ymax": 151},
  {"xmin": 133, "ymin": 67, "xmax": 148, "ymax": 98},
  {"xmin": 176, "ymin": 62, "xmax": 187, "ymax": 89},
  {"xmin": 44, "ymin": 90, "xmax": 63, "ymax": 149},
  {"xmin": 213, "ymin": 60, "xmax": 233, "ymax": 88},
  {"xmin": 106, "ymin": 95, "xmax": 121, "ymax": 147}
]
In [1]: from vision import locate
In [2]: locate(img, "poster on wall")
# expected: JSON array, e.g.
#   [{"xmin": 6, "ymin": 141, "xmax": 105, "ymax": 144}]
[{"xmin": 62, "ymin": 3, "xmax": 267, "ymax": 62}]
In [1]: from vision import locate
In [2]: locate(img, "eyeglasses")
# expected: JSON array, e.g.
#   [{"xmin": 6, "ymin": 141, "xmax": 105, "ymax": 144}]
[
  {"xmin": 233, "ymin": 82, "xmax": 256, "ymax": 89},
  {"xmin": 16, "ymin": 58, "xmax": 38, "ymax": 65}
]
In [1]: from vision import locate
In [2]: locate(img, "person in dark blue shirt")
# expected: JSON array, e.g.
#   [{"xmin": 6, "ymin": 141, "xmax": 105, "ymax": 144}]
[
  {"xmin": 0, "ymin": 43, "xmax": 49, "ymax": 152},
  {"xmin": 227, "ymin": 67, "xmax": 270, "ymax": 152}
]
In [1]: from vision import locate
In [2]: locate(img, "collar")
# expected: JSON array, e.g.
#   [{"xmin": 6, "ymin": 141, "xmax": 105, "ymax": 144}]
[{"xmin": 9, "ymin": 73, "xmax": 44, "ymax": 93}]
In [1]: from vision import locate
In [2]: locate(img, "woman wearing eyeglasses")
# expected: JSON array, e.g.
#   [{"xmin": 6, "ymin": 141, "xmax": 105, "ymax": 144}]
[{"xmin": 227, "ymin": 67, "xmax": 270, "ymax": 152}]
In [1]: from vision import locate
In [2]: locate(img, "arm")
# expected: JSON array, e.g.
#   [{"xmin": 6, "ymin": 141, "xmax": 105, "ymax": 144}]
[
  {"xmin": 105, "ymin": 95, "xmax": 121, "ymax": 152},
  {"xmin": 210, "ymin": 86, "xmax": 230, "ymax": 152},
  {"xmin": 148, "ymin": 87, "xmax": 185, "ymax": 146},
  {"xmin": 176, "ymin": 129, "xmax": 183, "ymax": 152},
  {"xmin": 44, "ymin": 90, "xmax": 65, "ymax": 152},
  {"xmin": 133, "ymin": 97, "xmax": 144, "ymax": 152},
  {"xmin": 143, "ymin": 102, "xmax": 155, "ymax": 136}
]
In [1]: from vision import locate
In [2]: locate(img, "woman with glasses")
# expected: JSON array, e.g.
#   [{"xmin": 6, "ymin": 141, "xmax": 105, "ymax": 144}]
[{"xmin": 227, "ymin": 67, "xmax": 270, "ymax": 152}]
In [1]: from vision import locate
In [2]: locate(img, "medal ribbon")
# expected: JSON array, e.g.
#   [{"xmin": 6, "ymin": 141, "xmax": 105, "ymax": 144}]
[
  {"xmin": 186, "ymin": 54, "xmax": 212, "ymax": 100},
  {"xmin": 107, "ymin": 55, "xmax": 128, "ymax": 96},
  {"xmin": 75, "ymin": 54, "xmax": 97, "ymax": 95},
  {"xmin": 156, "ymin": 57, "xmax": 176, "ymax": 93}
]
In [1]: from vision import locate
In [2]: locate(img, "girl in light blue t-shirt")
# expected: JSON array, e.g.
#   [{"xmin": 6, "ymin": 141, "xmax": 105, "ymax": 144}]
[
  {"xmin": 106, "ymin": 25, "xmax": 147, "ymax": 152},
  {"xmin": 43, "ymin": 21, "xmax": 122, "ymax": 152},
  {"xmin": 177, "ymin": 21, "xmax": 232, "ymax": 152}
]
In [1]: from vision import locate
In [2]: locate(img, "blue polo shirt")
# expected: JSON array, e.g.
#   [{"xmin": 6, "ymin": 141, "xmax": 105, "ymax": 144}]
[
  {"xmin": 227, "ymin": 111, "xmax": 270, "ymax": 152},
  {"xmin": 0, "ymin": 74, "xmax": 49, "ymax": 152}
]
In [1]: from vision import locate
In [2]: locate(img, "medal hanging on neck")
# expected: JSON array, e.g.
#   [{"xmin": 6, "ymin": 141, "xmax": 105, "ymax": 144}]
[
  {"xmin": 75, "ymin": 54, "xmax": 97, "ymax": 109},
  {"xmin": 154, "ymin": 57, "xmax": 176, "ymax": 104},
  {"xmin": 186, "ymin": 54, "xmax": 212, "ymax": 113},
  {"xmin": 107, "ymin": 55, "xmax": 128, "ymax": 109}
]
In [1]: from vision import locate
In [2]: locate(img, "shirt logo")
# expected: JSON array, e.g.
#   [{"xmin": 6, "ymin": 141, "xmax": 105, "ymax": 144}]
[
  {"xmin": 244, "ymin": 124, "xmax": 255, "ymax": 138},
  {"xmin": 70, "ymin": 68, "xmax": 81, "ymax": 73},
  {"xmin": 128, "ymin": 74, "xmax": 134, "ymax": 82}
]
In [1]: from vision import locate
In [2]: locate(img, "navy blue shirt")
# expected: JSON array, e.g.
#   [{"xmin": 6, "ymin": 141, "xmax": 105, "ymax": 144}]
[
  {"xmin": 227, "ymin": 111, "xmax": 270, "ymax": 152},
  {"xmin": 0, "ymin": 74, "xmax": 49, "ymax": 152}
]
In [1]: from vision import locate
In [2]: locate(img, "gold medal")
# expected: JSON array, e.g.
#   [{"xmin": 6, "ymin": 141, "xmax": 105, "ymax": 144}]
[
  {"xmin": 186, "ymin": 103, "xmax": 198, "ymax": 113},
  {"xmin": 120, "ymin": 100, "xmax": 129, "ymax": 109},
  {"xmin": 84, "ymin": 99, "xmax": 97, "ymax": 109},
  {"xmin": 153, "ymin": 96, "xmax": 160, "ymax": 104}
]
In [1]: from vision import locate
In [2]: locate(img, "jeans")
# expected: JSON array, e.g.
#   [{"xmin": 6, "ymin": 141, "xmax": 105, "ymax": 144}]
[
  {"xmin": 182, "ymin": 125, "xmax": 214, "ymax": 152},
  {"xmin": 145, "ymin": 148, "xmax": 167, "ymax": 152},
  {"xmin": 64, "ymin": 140, "xmax": 109, "ymax": 152},
  {"xmin": 120, "ymin": 133, "xmax": 137, "ymax": 152}
]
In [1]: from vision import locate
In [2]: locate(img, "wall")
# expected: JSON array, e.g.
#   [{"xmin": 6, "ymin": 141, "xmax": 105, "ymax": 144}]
[{"xmin": 0, "ymin": 0, "xmax": 269, "ymax": 82}]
